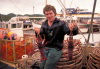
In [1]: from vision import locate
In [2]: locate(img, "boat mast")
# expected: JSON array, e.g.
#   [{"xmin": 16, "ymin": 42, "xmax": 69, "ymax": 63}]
[{"xmin": 87, "ymin": 0, "xmax": 97, "ymax": 44}]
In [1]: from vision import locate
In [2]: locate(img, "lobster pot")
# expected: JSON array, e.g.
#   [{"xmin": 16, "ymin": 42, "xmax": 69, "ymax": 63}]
[
  {"xmin": 87, "ymin": 47, "xmax": 100, "ymax": 69},
  {"xmin": 56, "ymin": 39, "xmax": 83, "ymax": 69},
  {"xmin": 0, "ymin": 36, "xmax": 36, "ymax": 63}
]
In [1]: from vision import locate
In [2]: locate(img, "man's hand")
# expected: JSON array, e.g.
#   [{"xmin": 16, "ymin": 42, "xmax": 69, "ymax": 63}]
[
  {"xmin": 33, "ymin": 27, "xmax": 40, "ymax": 35},
  {"xmin": 68, "ymin": 22, "xmax": 77, "ymax": 31}
]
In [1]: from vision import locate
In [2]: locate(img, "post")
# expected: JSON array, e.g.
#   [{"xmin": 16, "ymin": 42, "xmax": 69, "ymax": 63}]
[{"xmin": 87, "ymin": 0, "xmax": 97, "ymax": 44}]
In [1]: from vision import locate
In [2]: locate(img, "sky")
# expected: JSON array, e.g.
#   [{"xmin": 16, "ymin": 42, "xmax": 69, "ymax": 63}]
[{"xmin": 0, "ymin": 0, "xmax": 100, "ymax": 15}]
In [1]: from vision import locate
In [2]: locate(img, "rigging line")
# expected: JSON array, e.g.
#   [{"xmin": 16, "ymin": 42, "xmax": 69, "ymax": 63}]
[
  {"xmin": 57, "ymin": 0, "xmax": 64, "ymax": 10},
  {"xmin": 57, "ymin": 0, "xmax": 86, "ymax": 43},
  {"xmin": 59, "ymin": 0, "xmax": 86, "ymax": 41},
  {"xmin": 57, "ymin": 0, "xmax": 66, "ymax": 9},
  {"xmin": 65, "ymin": 0, "xmax": 74, "ymax": 16},
  {"xmin": 57, "ymin": 0, "xmax": 71, "ymax": 16},
  {"xmin": 57, "ymin": 0, "xmax": 70, "ymax": 18},
  {"xmin": 59, "ymin": 0, "xmax": 66, "ymax": 9},
  {"xmin": 78, "ymin": 28, "xmax": 87, "ymax": 43},
  {"xmin": 72, "ymin": 0, "xmax": 86, "ymax": 41},
  {"xmin": 57, "ymin": 0, "xmax": 62, "ymax": 8},
  {"xmin": 57, "ymin": 0, "xmax": 66, "ymax": 18}
]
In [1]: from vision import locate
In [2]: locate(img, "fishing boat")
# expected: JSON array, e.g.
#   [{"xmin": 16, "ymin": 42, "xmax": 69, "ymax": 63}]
[
  {"xmin": 0, "ymin": 16, "xmax": 41, "ymax": 69},
  {"xmin": 0, "ymin": 0, "xmax": 100, "ymax": 69}
]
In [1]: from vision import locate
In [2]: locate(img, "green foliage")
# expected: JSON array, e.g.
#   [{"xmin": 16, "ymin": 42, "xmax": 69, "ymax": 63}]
[
  {"xmin": 0, "ymin": 13, "xmax": 44, "ymax": 21},
  {"xmin": 0, "ymin": 13, "xmax": 16, "ymax": 21}
]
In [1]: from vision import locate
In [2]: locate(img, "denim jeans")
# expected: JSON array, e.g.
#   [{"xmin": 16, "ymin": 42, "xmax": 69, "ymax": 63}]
[{"xmin": 40, "ymin": 47, "xmax": 62, "ymax": 69}]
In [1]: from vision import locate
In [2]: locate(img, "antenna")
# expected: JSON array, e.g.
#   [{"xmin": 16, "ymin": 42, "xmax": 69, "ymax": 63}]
[{"xmin": 33, "ymin": 6, "xmax": 34, "ymax": 14}]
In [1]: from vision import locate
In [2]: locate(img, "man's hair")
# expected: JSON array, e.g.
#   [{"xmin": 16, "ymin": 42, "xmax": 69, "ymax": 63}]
[{"xmin": 43, "ymin": 5, "xmax": 56, "ymax": 15}]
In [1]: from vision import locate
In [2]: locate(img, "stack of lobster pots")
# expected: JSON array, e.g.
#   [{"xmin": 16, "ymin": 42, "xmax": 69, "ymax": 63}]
[
  {"xmin": 0, "ymin": 35, "xmax": 36, "ymax": 62},
  {"xmin": 87, "ymin": 47, "xmax": 100, "ymax": 69},
  {"xmin": 56, "ymin": 39, "xmax": 83, "ymax": 69}
]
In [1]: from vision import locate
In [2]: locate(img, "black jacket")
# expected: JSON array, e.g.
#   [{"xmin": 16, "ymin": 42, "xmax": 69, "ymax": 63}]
[{"xmin": 40, "ymin": 18, "xmax": 78, "ymax": 50}]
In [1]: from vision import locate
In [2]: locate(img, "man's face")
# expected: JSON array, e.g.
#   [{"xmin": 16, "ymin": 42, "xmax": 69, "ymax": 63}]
[{"xmin": 44, "ymin": 10, "xmax": 55, "ymax": 22}]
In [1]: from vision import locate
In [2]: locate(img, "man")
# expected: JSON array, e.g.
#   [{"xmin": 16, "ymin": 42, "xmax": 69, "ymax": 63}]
[{"xmin": 34, "ymin": 5, "xmax": 78, "ymax": 69}]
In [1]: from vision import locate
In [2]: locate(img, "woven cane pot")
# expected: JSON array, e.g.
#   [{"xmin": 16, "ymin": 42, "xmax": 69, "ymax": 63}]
[
  {"xmin": 87, "ymin": 47, "xmax": 100, "ymax": 69},
  {"xmin": 56, "ymin": 39, "xmax": 83, "ymax": 69}
]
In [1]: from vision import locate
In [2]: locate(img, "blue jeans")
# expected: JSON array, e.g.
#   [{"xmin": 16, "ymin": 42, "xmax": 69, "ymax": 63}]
[{"xmin": 40, "ymin": 47, "xmax": 62, "ymax": 69}]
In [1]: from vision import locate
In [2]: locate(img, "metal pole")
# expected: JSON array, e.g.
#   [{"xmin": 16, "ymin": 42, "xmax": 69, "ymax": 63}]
[{"xmin": 87, "ymin": 0, "xmax": 97, "ymax": 44}]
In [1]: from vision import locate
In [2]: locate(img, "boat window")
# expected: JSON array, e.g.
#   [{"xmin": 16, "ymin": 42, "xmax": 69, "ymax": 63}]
[
  {"xmin": 0, "ymin": 23, "xmax": 5, "ymax": 28},
  {"xmin": 17, "ymin": 23, "xmax": 22, "ymax": 28},
  {"xmin": 2, "ymin": 24, "xmax": 5, "ymax": 28},
  {"xmin": 23, "ymin": 25, "xmax": 27, "ymax": 28},
  {"xmin": 0, "ymin": 23, "xmax": 3, "ymax": 28},
  {"xmin": 0, "ymin": 23, "xmax": 2, "ymax": 28},
  {"xmin": 29, "ymin": 25, "xmax": 32, "ymax": 28},
  {"xmin": 6, "ymin": 24, "xmax": 8, "ymax": 28},
  {"xmin": 11, "ymin": 24, "xmax": 16, "ymax": 28},
  {"xmin": 67, "ymin": 20, "xmax": 70, "ymax": 23}
]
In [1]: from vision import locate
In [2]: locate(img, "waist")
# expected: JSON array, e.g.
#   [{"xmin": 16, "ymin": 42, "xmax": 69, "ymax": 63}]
[{"xmin": 45, "ymin": 44, "xmax": 63, "ymax": 50}]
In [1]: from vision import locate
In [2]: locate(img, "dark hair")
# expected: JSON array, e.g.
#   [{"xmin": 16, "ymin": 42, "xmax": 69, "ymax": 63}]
[{"xmin": 43, "ymin": 5, "xmax": 56, "ymax": 15}]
